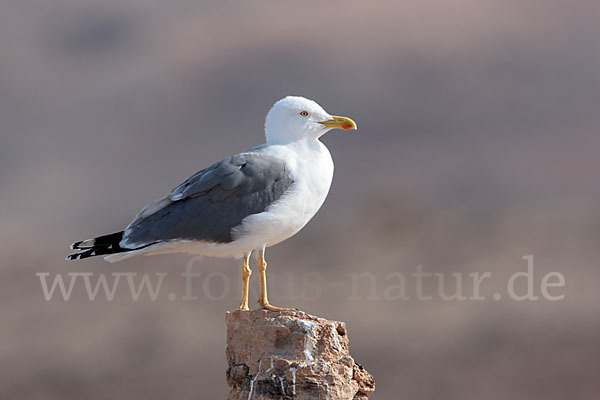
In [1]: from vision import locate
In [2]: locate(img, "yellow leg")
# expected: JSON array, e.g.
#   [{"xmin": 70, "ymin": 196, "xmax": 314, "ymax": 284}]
[
  {"xmin": 256, "ymin": 248, "xmax": 296, "ymax": 312},
  {"xmin": 239, "ymin": 254, "xmax": 252, "ymax": 311}
]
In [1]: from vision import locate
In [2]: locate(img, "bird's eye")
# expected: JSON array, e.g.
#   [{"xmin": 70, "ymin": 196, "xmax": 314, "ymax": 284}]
[{"xmin": 299, "ymin": 111, "xmax": 309, "ymax": 117}]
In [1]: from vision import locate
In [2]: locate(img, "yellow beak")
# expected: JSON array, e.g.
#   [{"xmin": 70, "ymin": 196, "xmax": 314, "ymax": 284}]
[{"xmin": 319, "ymin": 115, "xmax": 357, "ymax": 131}]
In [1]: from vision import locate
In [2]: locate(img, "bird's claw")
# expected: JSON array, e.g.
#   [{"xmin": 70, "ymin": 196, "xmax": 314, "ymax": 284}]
[{"xmin": 258, "ymin": 301, "xmax": 297, "ymax": 312}]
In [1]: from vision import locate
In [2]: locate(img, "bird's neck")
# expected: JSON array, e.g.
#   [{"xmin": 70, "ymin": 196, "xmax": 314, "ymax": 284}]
[{"xmin": 265, "ymin": 135, "xmax": 321, "ymax": 147}]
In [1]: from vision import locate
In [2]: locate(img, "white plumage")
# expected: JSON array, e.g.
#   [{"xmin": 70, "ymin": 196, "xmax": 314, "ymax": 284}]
[
  {"xmin": 68, "ymin": 95, "xmax": 356, "ymax": 310},
  {"xmin": 104, "ymin": 96, "xmax": 352, "ymax": 262}
]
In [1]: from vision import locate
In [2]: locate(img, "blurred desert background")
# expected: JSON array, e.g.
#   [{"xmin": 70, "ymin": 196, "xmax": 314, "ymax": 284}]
[{"xmin": 2, "ymin": 0, "xmax": 600, "ymax": 399}]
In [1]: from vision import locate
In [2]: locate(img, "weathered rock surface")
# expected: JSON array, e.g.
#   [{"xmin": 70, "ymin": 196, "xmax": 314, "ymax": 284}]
[{"xmin": 226, "ymin": 309, "xmax": 374, "ymax": 400}]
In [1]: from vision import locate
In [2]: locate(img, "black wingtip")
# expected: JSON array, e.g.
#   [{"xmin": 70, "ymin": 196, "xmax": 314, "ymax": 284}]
[
  {"xmin": 66, "ymin": 249, "xmax": 98, "ymax": 260},
  {"xmin": 67, "ymin": 231, "xmax": 129, "ymax": 260}
]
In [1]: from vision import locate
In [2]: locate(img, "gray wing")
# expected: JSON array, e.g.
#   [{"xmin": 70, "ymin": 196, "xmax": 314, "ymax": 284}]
[{"xmin": 122, "ymin": 151, "xmax": 294, "ymax": 247}]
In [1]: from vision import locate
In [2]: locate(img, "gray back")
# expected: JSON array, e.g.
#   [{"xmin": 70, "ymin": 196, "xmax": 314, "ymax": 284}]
[{"xmin": 123, "ymin": 151, "xmax": 294, "ymax": 246}]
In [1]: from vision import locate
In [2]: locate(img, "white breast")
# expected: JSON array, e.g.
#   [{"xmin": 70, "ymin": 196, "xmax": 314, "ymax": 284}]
[
  {"xmin": 230, "ymin": 138, "xmax": 334, "ymax": 251},
  {"xmin": 118, "ymin": 139, "xmax": 334, "ymax": 260}
]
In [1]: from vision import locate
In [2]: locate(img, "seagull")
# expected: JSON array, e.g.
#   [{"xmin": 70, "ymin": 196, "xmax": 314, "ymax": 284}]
[{"xmin": 67, "ymin": 96, "xmax": 357, "ymax": 311}]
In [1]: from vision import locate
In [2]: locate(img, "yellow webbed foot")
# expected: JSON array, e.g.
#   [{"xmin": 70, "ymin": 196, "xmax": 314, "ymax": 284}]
[
  {"xmin": 258, "ymin": 299, "xmax": 297, "ymax": 312},
  {"xmin": 255, "ymin": 248, "xmax": 296, "ymax": 312}
]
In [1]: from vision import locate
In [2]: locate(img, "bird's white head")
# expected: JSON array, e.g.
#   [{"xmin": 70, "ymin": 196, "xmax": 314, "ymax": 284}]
[{"xmin": 264, "ymin": 96, "xmax": 357, "ymax": 144}]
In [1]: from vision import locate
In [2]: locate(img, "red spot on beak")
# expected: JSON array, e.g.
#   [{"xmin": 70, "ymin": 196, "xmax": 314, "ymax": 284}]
[{"xmin": 341, "ymin": 122, "xmax": 353, "ymax": 130}]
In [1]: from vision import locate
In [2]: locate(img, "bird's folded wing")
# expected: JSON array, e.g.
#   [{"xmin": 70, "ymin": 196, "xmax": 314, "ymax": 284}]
[{"xmin": 121, "ymin": 151, "xmax": 294, "ymax": 247}]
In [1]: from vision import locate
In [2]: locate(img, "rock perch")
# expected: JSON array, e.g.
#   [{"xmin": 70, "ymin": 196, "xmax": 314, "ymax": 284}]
[{"xmin": 226, "ymin": 309, "xmax": 375, "ymax": 399}]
